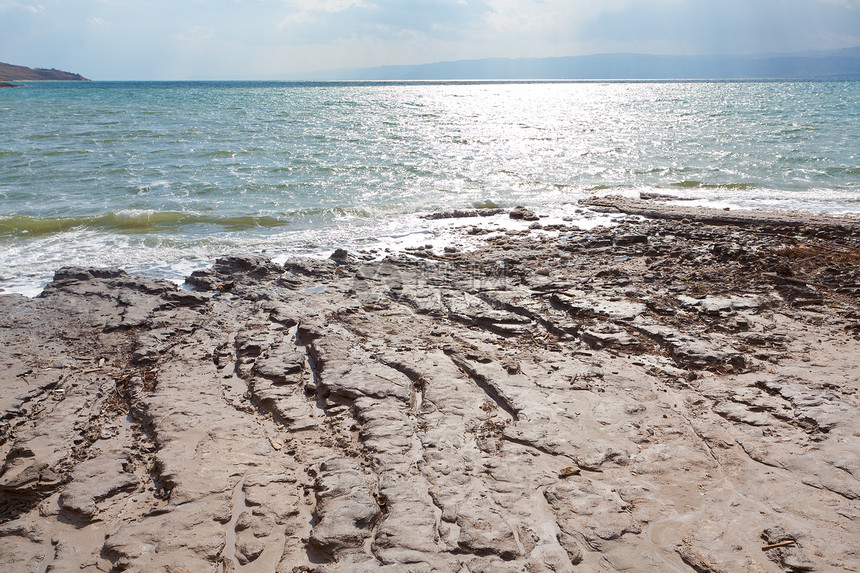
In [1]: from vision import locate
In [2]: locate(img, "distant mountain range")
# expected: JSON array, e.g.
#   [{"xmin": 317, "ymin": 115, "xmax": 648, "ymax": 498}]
[
  {"xmin": 3, "ymin": 46, "xmax": 860, "ymax": 83},
  {"xmin": 296, "ymin": 47, "xmax": 860, "ymax": 81},
  {"xmin": 0, "ymin": 62, "xmax": 88, "ymax": 82}
]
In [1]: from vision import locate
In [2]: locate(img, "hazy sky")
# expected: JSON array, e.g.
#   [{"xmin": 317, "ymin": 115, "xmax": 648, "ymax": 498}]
[{"xmin": 2, "ymin": 0, "xmax": 859, "ymax": 80}]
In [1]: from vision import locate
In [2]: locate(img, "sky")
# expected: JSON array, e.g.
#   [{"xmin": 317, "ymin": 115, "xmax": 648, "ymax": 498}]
[{"xmin": 2, "ymin": 0, "xmax": 860, "ymax": 80}]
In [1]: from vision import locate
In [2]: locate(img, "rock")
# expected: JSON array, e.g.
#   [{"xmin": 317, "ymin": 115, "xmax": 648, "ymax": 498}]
[
  {"xmin": 581, "ymin": 326, "xmax": 641, "ymax": 351},
  {"xmin": 776, "ymin": 283, "xmax": 824, "ymax": 306},
  {"xmin": 186, "ymin": 254, "xmax": 283, "ymax": 290},
  {"xmin": 634, "ymin": 322, "xmax": 746, "ymax": 370},
  {"xmin": 2, "ymin": 206, "xmax": 860, "ymax": 572},
  {"xmin": 330, "ymin": 248, "xmax": 349, "ymax": 262},
  {"xmin": 509, "ymin": 206, "xmax": 539, "ymax": 221},
  {"xmin": 52, "ymin": 266, "xmax": 127, "ymax": 283},
  {"xmin": 676, "ymin": 294, "xmax": 766, "ymax": 316},
  {"xmin": 614, "ymin": 234, "xmax": 647, "ymax": 245},
  {"xmin": 164, "ymin": 290, "xmax": 210, "ymax": 307},
  {"xmin": 252, "ymin": 344, "xmax": 304, "ymax": 384},
  {"xmin": 0, "ymin": 459, "xmax": 62, "ymax": 495},
  {"xmin": 59, "ymin": 451, "xmax": 137, "ymax": 518},
  {"xmin": 761, "ymin": 527, "xmax": 814, "ymax": 572},
  {"xmin": 309, "ymin": 458, "xmax": 380, "ymax": 555},
  {"xmin": 423, "ymin": 208, "xmax": 504, "ymax": 220},
  {"xmin": 551, "ymin": 292, "xmax": 647, "ymax": 321},
  {"xmin": 455, "ymin": 503, "xmax": 519, "ymax": 560}
]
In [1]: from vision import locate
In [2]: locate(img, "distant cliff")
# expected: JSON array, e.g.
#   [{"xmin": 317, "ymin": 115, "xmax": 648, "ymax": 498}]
[{"xmin": 0, "ymin": 62, "xmax": 89, "ymax": 82}]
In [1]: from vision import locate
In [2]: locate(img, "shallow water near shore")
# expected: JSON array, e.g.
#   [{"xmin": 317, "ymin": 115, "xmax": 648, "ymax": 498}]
[{"xmin": 1, "ymin": 80, "xmax": 859, "ymax": 295}]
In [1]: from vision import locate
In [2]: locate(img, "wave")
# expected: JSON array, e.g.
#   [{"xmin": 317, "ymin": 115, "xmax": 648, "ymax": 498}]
[
  {"xmin": 0, "ymin": 211, "xmax": 290, "ymax": 237},
  {"xmin": 671, "ymin": 180, "xmax": 705, "ymax": 188},
  {"xmin": 670, "ymin": 180, "xmax": 756, "ymax": 190},
  {"xmin": 207, "ymin": 150, "xmax": 237, "ymax": 158},
  {"xmin": 826, "ymin": 167, "xmax": 860, "ymax": 177},
  {"xmin": 0, "ymin": 204, "xmax": 390, "ymax": 237},
  {"xmin": 471, "ymin": 200, "xmax": 501, "ymax": 209}
]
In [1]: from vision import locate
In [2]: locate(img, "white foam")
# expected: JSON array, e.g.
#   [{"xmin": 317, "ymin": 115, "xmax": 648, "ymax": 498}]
[{"xmin": 1, "ymin": 189, "xmax": 854, "ymax": 298}]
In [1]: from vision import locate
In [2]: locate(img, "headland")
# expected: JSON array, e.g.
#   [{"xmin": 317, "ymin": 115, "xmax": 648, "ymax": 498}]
[{"xmin": 0, "ymin": 62, "xmax": 89, "ymax": 82}]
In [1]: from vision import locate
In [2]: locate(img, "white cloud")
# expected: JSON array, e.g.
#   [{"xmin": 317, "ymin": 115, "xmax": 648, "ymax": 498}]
[
  {"xmin": 483, "ymin": 0, "xmax": 632, "ymax": 35},
  {"xmin": 2, "ymin": 0, "xmax": 859, "ymax": 79},
  {"xmin": 277, "ymin": 0, "xmax": 372, "ymax": 26},
  {"xmin": 173, "ymin": 26, "xmax": 216, "ymax": 44},
  {"xmin": 284, "ymin": 0, "xmax": 372, "ymax": 12},
  {"xmin": 0, "ymin": 0, "xmax": 43, "ymax": 13}
]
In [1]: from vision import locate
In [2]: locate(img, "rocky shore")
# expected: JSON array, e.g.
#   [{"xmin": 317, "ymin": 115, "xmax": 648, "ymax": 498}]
[{"xmin": 2, "ymin": 196, "xmax": 859, "ymax": 572}]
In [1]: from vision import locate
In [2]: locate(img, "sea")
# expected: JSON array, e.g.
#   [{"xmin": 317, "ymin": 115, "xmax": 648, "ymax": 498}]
[{"xmin": 2, "ymin": 80, "xmax": 859, "ymax": 296}]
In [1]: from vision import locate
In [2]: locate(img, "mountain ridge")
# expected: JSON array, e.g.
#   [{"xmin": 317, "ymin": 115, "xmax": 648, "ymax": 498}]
[{"xmin": 292, "ymin": 47, "xmax": 860, "ymax": 81}]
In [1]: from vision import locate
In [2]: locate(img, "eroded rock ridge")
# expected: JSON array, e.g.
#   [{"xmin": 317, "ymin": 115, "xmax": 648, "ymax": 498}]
[{"xmin": 2, "ymin": 204, "xmax": 860, "ymax": 571}]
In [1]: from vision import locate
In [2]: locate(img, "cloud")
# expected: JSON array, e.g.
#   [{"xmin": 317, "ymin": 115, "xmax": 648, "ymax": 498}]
[
  {"xmin": 276, "ymin": 0, "xmax": 491, "ymax": 44},
  {"xmin": 294, "ymin": 0, "xmax": 372, "ymax": 12},
  {"xmin": 278, "ymin": 0, "xmax": 372, "ymax": 26},
  {"xmin": 2, "ymin": 0, "xmax": 859, "ymax": 79},
  {"xmin": 483, "ymin": 0, "xmax": 631, "ymax": 34},
  {"xmin": 0, "ymin": 0, "xmax": 43, "ymax": 13},
  {"xmin": 173, "ymin": 26, "xmax": 216, "ymax": 44}
]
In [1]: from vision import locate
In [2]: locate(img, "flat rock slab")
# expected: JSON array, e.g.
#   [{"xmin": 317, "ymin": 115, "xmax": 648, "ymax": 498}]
[{"xmin": 2, "ymin": 207, "xmax": 860, "ymax": 571}]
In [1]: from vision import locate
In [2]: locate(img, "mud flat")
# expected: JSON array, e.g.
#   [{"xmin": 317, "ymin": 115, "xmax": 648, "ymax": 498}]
[{"xmin": 2, "ymin": 196, "xmax": 860, "ymax": 572}]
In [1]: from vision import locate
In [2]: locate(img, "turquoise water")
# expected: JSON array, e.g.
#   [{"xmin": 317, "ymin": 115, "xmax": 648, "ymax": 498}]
[{"xmin": 2, "ymin": 80, "xmax": 859, "ymax": 294}]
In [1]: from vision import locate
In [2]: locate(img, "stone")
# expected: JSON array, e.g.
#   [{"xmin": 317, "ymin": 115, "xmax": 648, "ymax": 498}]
[
  {"xmin": 509, "ymin": 206, "xmax": 539, "ymax": 221},
  {"xmin": 58, "ymin": 451, "xmax": 137, "ymax": 518},
  {"xmin": 2, "ymin": 204, "xmax": 860, "ymax": 571},
  {"xmin": 330, "ymin": 248, "xmax": 349, "ymax": 262},
  {"xmin": 309, "ymin": 458, "xmax": 380, "ymax": 556}
]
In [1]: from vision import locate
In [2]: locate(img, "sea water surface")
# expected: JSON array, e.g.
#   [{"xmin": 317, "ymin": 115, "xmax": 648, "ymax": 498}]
[{"xmin": 1, "ymin": 80, "xmax": 859, "ymax": 295}]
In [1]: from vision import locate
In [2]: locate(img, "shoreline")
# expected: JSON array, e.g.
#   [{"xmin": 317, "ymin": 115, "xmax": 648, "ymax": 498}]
[
  {"xmin": 6, "ymin": 194, "xmax": 860, "ymax": 299},
  {"xmin": 2, "ymin": 198, "xmax": 859, "ymax": 571},
  {"xmin": 0, "ymin": 201, "xmax": 623, "ymax": 299}
]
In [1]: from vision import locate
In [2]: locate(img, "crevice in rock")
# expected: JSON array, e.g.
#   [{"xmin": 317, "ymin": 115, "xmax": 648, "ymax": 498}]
[
  {"xmin": 426, "ymin": 489, "xmax": 447, "ymax": 547},
  {"xmin": 448, "ymin": 354, "xmax": 519, "ymax": 421},
  {"xmin": 451, "ymin": 545, "xmax": 509, "ymax": 559},
  {"xmin": 375, "ymin": 357, "xmax": 426, "ymax": 413},
  {"xmin": 0, "ymin": 375, "xmax": 61, "ymax": 448},
  {"xmin": 677, "ymin": 412, "xmax": 722, "ymax": 468},
  {"xmin": 478, "ymin": 292, "xmax": 574, "ymax": 339},
  {"xmin": 118, "ymin": 371, "xmax": 172, "ymax": 503},
  {"xmin": 223, "ymin": 324, "xmax": 316, "ymax": 429},
  {"xmin": 735, "ymin": 440, "xmax": 785, "ymax": 471},
  {"xmin": 446, "ymin": 313, "xmax": 527, "ymax": 337},
  {"xmin": 242, "ymin": 380, "xmax": 293, "ymax": 432},
  {"xmin": 800, "ymin": 478, "xmax": 859, "ymax": 501},
  {"xmin": 754, "ymin": 379, "xmax": 837, "ymax": 436},
  {"xmin": 0, "ymin": 462, "xmax": 66, "ymax": 524},
  {"xmin": 368, "ymin": 484, "xmax": 389, "ymax": 565},
  {"xmin": 297, "ymin": 338, "xmax": 327, "ymax": 414},
  {"xmin": 2, "ymin": 365, "xmax": 149, "ymax": 523},
  {"xmin": 219, "ymin": 474, "xmax": 246, "ymax": 571},
  {"xmin": 499, "ymin": 434, "xmax": 569, "ymax": 462}
]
